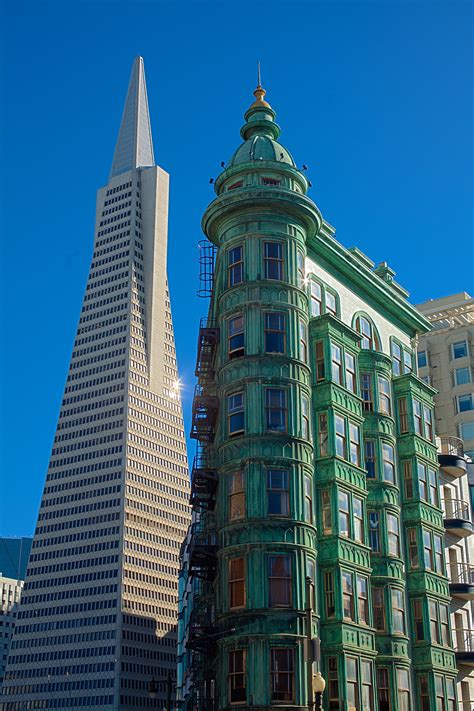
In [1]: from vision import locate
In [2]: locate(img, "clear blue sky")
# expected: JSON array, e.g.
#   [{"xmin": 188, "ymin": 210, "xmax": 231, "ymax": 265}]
[{"xmin": 0, "ymin": 0, "xmax": 472, "ymax": 536}]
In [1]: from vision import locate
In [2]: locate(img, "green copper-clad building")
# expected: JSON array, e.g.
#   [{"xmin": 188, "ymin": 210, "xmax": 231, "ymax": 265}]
[{"xmin": 177, "ymin": 80, "xmax": 458, "ymax": 710}]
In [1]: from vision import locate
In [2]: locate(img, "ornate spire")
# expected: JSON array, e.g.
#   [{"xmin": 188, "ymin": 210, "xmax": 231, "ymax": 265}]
[
  {"xmin": 110, "ymin": 56, "xmax": 155, "ymax": 179},
  {"xmin": 248, "ymin": 61, "xmax": 271, "ymax": 110}
]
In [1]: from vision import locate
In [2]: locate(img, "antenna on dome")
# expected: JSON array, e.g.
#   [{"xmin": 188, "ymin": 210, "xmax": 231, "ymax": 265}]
[{"xmin": 257, "ymin": 61, "xmax": 262, "ymax": 88}]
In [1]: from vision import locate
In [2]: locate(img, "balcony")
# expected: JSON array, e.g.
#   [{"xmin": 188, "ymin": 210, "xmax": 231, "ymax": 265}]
[
  {"xmin": 188, "ymin": 607, "xmax": 217, "ymax": 653},
  {"xmin": 449, "ymin": 563, "xmax": 474, "ymax": 600},
  {"xmin": 190, "ymin": 450, "xmax": 218, "ymax": 512},
  {"xmin": 188, "ymin": 527, "xmax": 218, "ymax": 581},
  {"xmin": 195, "ymin": 318, "xmax": 219, "ymax": 380},
  {"xmin": 443, "ymin": 499, "xmax": 473, "ymax": 537},
  {"xmin": 437, "ymin": 437, "xmax": 467, "ymax": 477},
  {"xmin": 454, "ymin": 630, "xmax": 474, "ymax": 666},
  {"xmin": 191, "ymin": 384, "xmax": 219, "ymax": 443}
]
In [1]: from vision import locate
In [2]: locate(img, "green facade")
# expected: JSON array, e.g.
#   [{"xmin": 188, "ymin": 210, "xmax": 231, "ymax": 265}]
[{"xmin": 177, "ymin": 82, "xmax": 456, "ymax": 711}]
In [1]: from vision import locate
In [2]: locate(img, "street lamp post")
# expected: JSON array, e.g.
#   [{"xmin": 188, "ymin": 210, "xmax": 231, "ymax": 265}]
[
  {"xmin": 313, "ymin": 671, "xmax": 326, "ymax": 711},
  {"xmin": 148, "ymin": 674, "xmax": 173, "ymax": 711}
]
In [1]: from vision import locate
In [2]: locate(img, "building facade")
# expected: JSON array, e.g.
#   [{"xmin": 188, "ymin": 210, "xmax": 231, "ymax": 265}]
[
  {"xmin": 416, "ymin": 293, "xmax": 474, "ymax": 709},
  {"xmin": 0, "ymin": 539, "xmax": 33, "ymax": 582},
  {"xmin": 0, "ymin": 58, "xmax": 191, "ymax": 709},
  {"xmin": 178, "ymin": 82, "xmax": 459, "ymax": 710}
]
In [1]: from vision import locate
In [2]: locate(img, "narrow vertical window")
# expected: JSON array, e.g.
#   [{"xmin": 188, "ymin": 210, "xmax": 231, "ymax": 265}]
[
  {"xmin": 377, "ymin": 668, "xmax": 390, "ymax": 711},
  {"xmin": 297, "ymin": 251, "xmax": 305, "ymax": 287},
  {"xmin": 318, "ymin": 413, "xmax": 329, "ymax": 457},
  {"xmin": 423, "ymin": 405, "xmax": 433, "ymax": 441},
  {"xmin": 403, "ymin": 349, "xmax": 413, "ymax": 374},
  {"xmin": 446, "ymin": 678, "xmax": 456, "ymax": 711},
  {"xmin": 429, "ymin": 600, "xmax": 439, "ymax": 643},
  {"xmin": 382, "ymin": 443, "xmax": 395, "ymax": 483},
  {"xmin": 391, "ymin": 588, "xmax": 405, "ymax": 634},
  {"xmin": 229, "ymin": 471, "xmax": 245, "ymax": 521},
  {"xmin": 391, "ymin": 341, "xmax": 402, "ymax": 376},
  {"xmin": 321, "ymin": 489, "xmax": 332, "ymax": 534},
  {"xmin": 328, "ymin": 657, "xmax": 340, "ymax": 708},
  {"xmin": 331, "ymin": 343, "xmax": 342, "ymax": 384},
  {"xmin": 428, "ymin": 468, "xmax": 439, "ymax": 506},
  {"xmin": 326, "ymin": 290, "xmax": 337, "ymax": 316},
  {"xmin": 373, "ymin": 587, "xmax": 386, "ymax": 630},
  {"xmin": 267, "ymin": 469, "xmax": 289, "ymax": 516},
  {"xmin": 310, "ymin": 281, "xmax": 322, "ymax": 316},
  {"xmin": 349, "ymin": 423, "xmax": 361, "ymax": 466},
  {"xmin": 413, "ymin": 598, "xmax": 424, "ymax": 641},
  {"xmin": 378, "ymin": 375, "xmax": 392, "ymax": 416},
  {"xmin": 268, "ymin": 555, "xmax": 291, "ymax": 607},
  {"xmin": 397, "ymin": 669, "xmax": 411, "ymax": 711},
  {"xmin": 413, "ymin": 399, "xmax": 422, "ymax": 435},
  {"xmin": 360, "ymin": 373, "xmax": 373, "ymax": 412},
  {"xmin": 369, "ymin": 511, "xmax": 380, "ymax": 553},
  {"xmin": 228, "ymin": 649, "xmax": 246, "ymax": 704},
  {"xmin": 353, "ymin": 496, "xmax": 364, "ymax": 543},
  {"xmin": 228, "ymin": 392, "xmax": 244, "ymax": 436},
  {"xmin": 324, "ymin": 570, "xmax": 335, "ymax": 618},
  {"xmin": 434, "ymin": 534, "xmax": 443, "ymax": 573},
  {"xmin": 338, "ymin": 491, "xmax": 350, "ymax": 537},
  {"xmin": 270, "ymin": 648, "xmax": 294, "ymax": 702},
  {"xmin": 423, "ymin": 530, "xmax": 433, "ymax": 570},
  {"xmin": 398, "ymin": 397, "xmax": 408, "ymax": 433},
  {"xmin": 440, "ymin": 603, "xmax": 449, "ymax": 646},
  {"xmin": 265, "ymin": 388, "xmax": 287, "ymax": 432},
  {"xmin": 387, "ymin": 513, "xmax": 400, "ymax": 557},
  {"xmin": 228, "ymin": 314, "xmax": 245, "ymax": 359},
  {"xmin": 361, "ymin": 660, "xmax": 374, "ymax": 711},
  {"xmin": 345, "ymin": 352, "xmax": 356, "ymax": 393},
  {"xmin": 264, "ymin": 242, "xmax": 284, "ymax": 280},
  {"xmin": 357, "ymin": 575, "xmax": 369, "ymax": 624},
  {"xmin": 304, "ymin": 475, "xmax": 312, "ymax": 523},
  {"xmin": 301, "ymin": 395, "xmax": 310, "ymax": 440},
  {"xmin": 342, "ymin": 572, "xmax": 354, "ymax": 620},
  {"xmin": 417, "ymin": 351, "xmax": 428, "ymax": 369},
  {"xmin": 228, "ymin": 245, "xmax": 243, "ymax": 287},
  {"xmin": 264, "ymin": 312, "xmax": 285, "ymax": 354},
  {"xmin": 229, "ymin": 557, "xmax": 245, "ymax": 609},
  {"xmin": 403, "ymin": 460, "xmax": 413, "ymax": 499},
  {"xmin": 365, "ymin": 440, "xmax": 376, "ymax": 479},
  {"xmin": 418, "ymin": 462, "xmax": 427, "ymax": 501},
  {"xmin": 346, "ymin": 657, "xmax": 359, "ymax": 709},
  {"xmin": 335, "ymin": 415, "xmax": 346, "ymax": 458},
  {"xmin": 419, "ymin": 675, "xmax": 430, "ymax": 711},
  {"xmin": 299, "ymin": 320, "xmax": 308, "ymax": 362},
  {"xmin": 315, "ymin": 341, "xmax": 326, "ymax": 381},
  {"xmin": 407, "ymin": 527, "xmax": 419, "ymax": 568}
]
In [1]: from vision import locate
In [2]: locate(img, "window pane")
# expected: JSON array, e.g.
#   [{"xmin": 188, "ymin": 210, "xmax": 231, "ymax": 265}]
[
  {"xmin": 228, "ymin": 314, "xmax": 245, "ymax": 358},
  {"xmin": 417, "ymin": 351, "xmax": 428, "ymax": 368},
  {"xmin": 455, "ymin": 367, "xmax": 471, "ymax": 386},
  {"xmin": 453, "ymin": 341, "xmax": 468, "ymax": 359},
  {"xmin": 228, "ymin": 649, "xmax": 246, "ymax": 703},
  {"xmin": 228, "ymin": 245, "xmax": 243, "ymax": 287},
  {"xmin": 229, "ymin": 392, "xmax": 245, "ymax": 435},
  {"xmin": 326, "ymin": 291, "xmax": 337, "ymax": 315},
  {"xmin": 382, "ymin": 443, "xmax": 395, "ymax": 483},
  {"xmin": 335, "ymin": 416, "xmax": 346, "ymax": 458},
  {"xmin": 264, "ymin": 242, "xmax": 283, "ymax": 280},
  {"xmin": 269, "ymin": 556, "xmax": 291, "ymax": 607},
  {"xmin": 267, "ymin": 470, "xmax": 289, "ymax": 516},
  {"xmin": 365, "ymin": 440, "xmax": 376, "ymax": 479},
  {"xmin": 311, "ymin": 281, "xmax": 322, "ymax": 316},
  {"xmin": 229, "ymin": 471, "xmax": 245, "ymax": 521},
  {"xmin": 270, "ymin": 648, "xmax": 294, "ymax": 702},
  {"xmin": 338, "ymin": 491, "xmax": 349, "ymax": 537},
  {"xmin": 265, "ymin": 312, "xmax": 285, "ymax": 354},
  {"xmin": 266, "ymin": 388, "xmax": 287, "ymax": 432}
]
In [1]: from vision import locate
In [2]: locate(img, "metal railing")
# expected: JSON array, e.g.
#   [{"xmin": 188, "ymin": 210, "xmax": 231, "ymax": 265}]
[
  {"xmin": 444, "ymin": 498, "xmax": 472, "ymax": 521},
  {"xmin": 437, "ymin": 436, "xmax": 464, "ymax": 457},
  {"xmin": 449, "ymin": 562, "xmax": 474, "ymax": 585},
  {"xmin": 454, "ymin": 629, "xmax": 474, "ymax": 653}
]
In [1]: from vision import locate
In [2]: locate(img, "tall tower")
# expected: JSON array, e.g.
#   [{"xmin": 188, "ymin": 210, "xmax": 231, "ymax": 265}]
[
  {"xmin": 178, "ymin": 79, "xmax": 458, "ymax": 710},
  {"xmin": 0, "ymin": 57, "xmax": 191, "ymax": 709}
]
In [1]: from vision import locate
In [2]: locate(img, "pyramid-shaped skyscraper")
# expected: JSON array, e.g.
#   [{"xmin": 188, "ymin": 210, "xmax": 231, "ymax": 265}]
[{"xmin": 0, "ymin": 57, "xmax": 191, "ymax": 709}]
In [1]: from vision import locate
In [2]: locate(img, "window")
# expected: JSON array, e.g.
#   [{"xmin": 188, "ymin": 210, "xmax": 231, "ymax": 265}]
[
  {"xmin": 391, "ymin": 589, "xmax": 405, "ymax": 634},
  {"xmin": 321, "ymin": 489, "xmax": 332, "ymax": 534},
  {"xmin": 413, "ymin": 598, "xmax": 424, "ymax": 641},
  {"xmin": 378, "ymin": 376, "xmax": 392, "ymax": 416},
  {"xmin": 346, "ymin": 657, "xmax": 359, "ymax": 710},
  {"xmin": 228, "ymin": 649, "xmax": 246, "ymax": 704},
  {"xmin": 345, "ymin": 353, "xmax": 356, "ymax": 393},
  {"xmin": 407, "ymin": 527, "xmax": 419, "ymax": 568},
  {"xmin": 423, "ymin": 529, "xmax": 433, "ymax": 570},
  {"xmin": 454, "ymin": 367, "xmax": 471, "ymax": 386},
  {"xmin": 369, "ymin": 511, "xmax": 380, "ymax": 553},
  {"xmin": 361, "ymin": 660, "xmax": 374, "ymax": 711},
  {"xmin": 418, "ymin": 463, "xmax": 427, "ymax": 501},
  {"xmin": 349, "ymin": 424, "xmax": 361, "ymax": 466},
  {"xmin": 262, "ymin": 177, "xmax": 281, "ymax": 186},
  {"xmin": 318, "ymin": 413, "xmax": 329, "ymax": 457},
  {"xmin": 339, "ymin": 491, "xmax": 350, "ymax": 537},
  {"xmin": 228, "ymin": 245, "xmax": 243, "ymax": 287},
  {"xmin": 324, "ymin": 571, "xmax": 335, "ymax": 618},
  {"xmin": 265, "ymin": 388, "xmax": 287, "ymax": 432},
  {"xmin": 264, "ymin": 242, "xmax": 284, "ymax": 280},
  {"xmin": 315, "ymin": 341, "xmax": 325, "ymax": 381},
  {"xmin": 423, "ymin": 406, "xmax": 433, "ymax": 441},
  {"xmin": 301, "ymin": 396, "xmax": 310, "ymax": 439},
  {"xmin": 357, "ymin": 576, "xmax": 369, "ymax": 624},
  {"xmin": 328, "ymin": 657, "xmax": 339, "ymax": 710},
  {"xmin": 326, "ymin": 290, "xmax": 337, "ymax": 315},
  {"xmin": 360, "ymin": 373, "xmax": 373, "ymax": 412},
  {"xmin": 270, "ymin": 648, "xmax": 294, "ymax": 702},
  {"xmin": 459, "ymin": 421, "xmax": 474, "ymax": 441},
  {"xmin": 268, "ymin": 555, "xmax": 291, "ymax": 607},
  {"xmin": 310, "ymin": 281, "xmax": 322, "ymax": 316},
  {"xmin": 304, "ymin": 475, "xmax": 312, "ymax": 523},
  {"xmin": 440, "ymin": 603, "xmax": 449, "ymax": 646},
  {"xmin": 417, "ymin": 351, "xmax": 428, "ymax": 369},
  {"xmin": 365, "ymin": 440, "xmax": 376, "ymax": 479},
  {"xmin": 229, "ymin": 471, "xmax": 245, "ymax": 521},
  {"xmin": 446, "ymin": 678, "xmax": 456, "ymax": 711},
  {"xmin": 403, "ymin": 350, "xmax": 413, "ymax": 374},
  {"xmin": 452, "ymin": 341, "xmax": 468, "ymax": 359},
  {"xmin": 299, "ymin": 320, "xmax": 308, "ymax": 362},
  {"xmin": 392, "ymin": 341, "xmax": 402, "ymax": 376},
  {"xmin": 342, "ymin": 571, "xmax": 354, "ymax": 620},
  {"xmin": 434, "ymin": 534, "xmax": 443, "ymax": 573},
  {"xmin": 228, "ymin": 314, "xmax": 245, "ymax": 359},
  {"xmin": 264, "ymin": 312, "xmax": 285, "ymax": 354},
  {"xmin": 428, "ymin": 468, "xmax": 438, "ymax": 506},
  {"xmin": 403, "ymin": 460, "xmax": 413, "ymax": 499},
  {"xmin": 353, "ymin": 497, "xmax": 364, "ymax": 543},
  {"xmin": 331, "ymin": 344, "xmax": 342, "ymax": 384},
  {"xmin": 267, "ymin": 469, "xmax": 289, "ymax": 516},
  {"xmin": 335, "ymin": 416, "xmax": 346, "ymax": 458},
  {"xmin": 413, "ymin": 399, "xmax": 422, "ymax": 435},
  {"xmin": 397, "ymin": 669, "xmax": 410, "ymax": 711},
  {"xmin": 398, "ymin": 397, "xmax": 408, "ymax": 433},
  {"xmin": 457, "ymin": 393, "xmax": 474, "ymax": 412},
  {"xmin": 355, "ymin": 315, "xmax": 380, "ymax": 350},
  {"xmin": 419, "ymin": 675, "xmax": 430, "ymax": 711},
  {"xmin": 429, "ymin": 600, "xmax": 439, "ymax": 643},
  {"xmin": 373, "ymin": 587, "xmax": 385, "ymax": 630},
  {"xmin": 229, "ymin": 557, "xmax": 245, "ymax": 609},
  {"xmin": 297, "ymin": 251, "xmax": 305, "ymax": 287},
  {"xmin": 228, "ymin": 392, "xmax": 244, "ymax": 436},
  {"xmin": 387, "ymin": 513, "xmax": 400, "ymax": 557},
  {"xmin": 377, "ymin": 668, "xmax": 390, "ymax": 711},
  {"xmin": 382, "ymin": 443, "xmax": 395, "ymax": 484}
]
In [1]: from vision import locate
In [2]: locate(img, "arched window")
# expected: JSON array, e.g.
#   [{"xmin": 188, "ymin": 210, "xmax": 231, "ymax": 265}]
[{"xmin": 354, "ymin": 314, "xmax": 381, "ymax": 351}]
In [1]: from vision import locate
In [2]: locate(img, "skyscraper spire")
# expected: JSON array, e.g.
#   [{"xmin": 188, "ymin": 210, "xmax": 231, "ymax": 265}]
[{"xmin": 110, "ymin": 56, "xmax": 155, "ymax": 179}]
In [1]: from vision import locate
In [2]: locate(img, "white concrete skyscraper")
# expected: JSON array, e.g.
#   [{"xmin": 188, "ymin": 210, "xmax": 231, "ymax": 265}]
[{"xmin": 0, "ymin": 57, "xmax": 191, "ymax": 709}]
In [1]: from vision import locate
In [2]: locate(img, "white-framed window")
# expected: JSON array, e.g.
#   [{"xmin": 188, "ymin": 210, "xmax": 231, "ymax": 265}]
[
  {"xmin": 417, "ymin": 350, "xmax": 428, "ymax": 369},
  {"xmin": 308, "ymin": 278, "xmax": 339, "ymax": 318},
  {"xmin": 454, "ymin": 367, "xmax": 471, "ymax": 386},
  {"xmin": 456, "ymin": 393, "xmax": 474, "ymax": 413},
  {"xmin": 451, "ymin": 340, "xmax": 469, "ymax": 360}
]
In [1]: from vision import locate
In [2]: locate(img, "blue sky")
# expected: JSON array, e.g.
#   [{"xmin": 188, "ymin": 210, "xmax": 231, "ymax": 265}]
[{"xmin": 0, "ymin": 0, "xmax": 472, "ymax": 536}]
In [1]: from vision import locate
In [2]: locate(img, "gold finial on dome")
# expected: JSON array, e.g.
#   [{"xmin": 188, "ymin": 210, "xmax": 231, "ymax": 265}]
[{"xmin": 249, "ymin": 61, "xmax": 271, "ymax": 108}]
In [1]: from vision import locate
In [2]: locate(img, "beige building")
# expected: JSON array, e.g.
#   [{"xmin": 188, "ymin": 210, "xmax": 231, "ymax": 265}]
[
  {"xmin": 0, "ymin": 577, "xmax": 23, "ymax": 690},
  {"xmin": 416, "ymin": 292, "xmax": 474, "ymax": 709}
]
